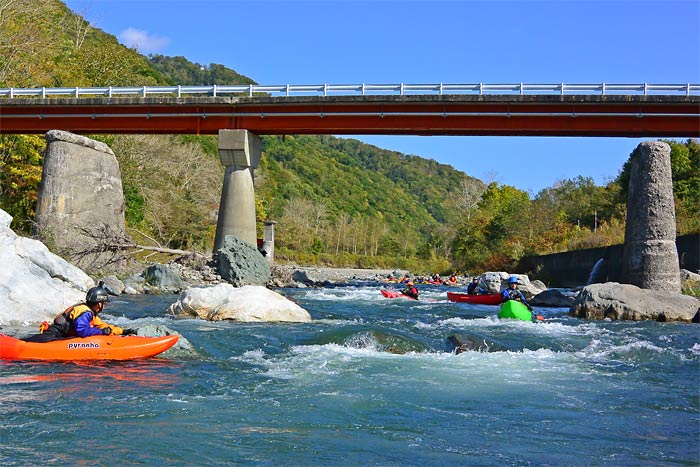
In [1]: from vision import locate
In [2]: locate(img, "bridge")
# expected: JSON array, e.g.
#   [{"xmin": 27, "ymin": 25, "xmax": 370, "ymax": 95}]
[
  {"xmin": 1, "ymin": 82, "xmax": 699, "ymax": 137},
  {"xmin": 5, "ymin": 83, "xmax": 699, "ymax": 263}
]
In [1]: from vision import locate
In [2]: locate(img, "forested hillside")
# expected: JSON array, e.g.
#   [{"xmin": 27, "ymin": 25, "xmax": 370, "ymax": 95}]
[
  {"xmin": 1, "ymin": 0, "xmax": 698, "ymax": 274},
  {"xmin": 149, "ymin": 54, "xmax": 256, "ymax": 87}
]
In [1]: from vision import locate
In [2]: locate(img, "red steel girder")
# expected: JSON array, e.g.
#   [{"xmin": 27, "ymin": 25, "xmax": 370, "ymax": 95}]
[{"xmin": 1, "ymin": 95, "xmax": 698, "ymax": 137}]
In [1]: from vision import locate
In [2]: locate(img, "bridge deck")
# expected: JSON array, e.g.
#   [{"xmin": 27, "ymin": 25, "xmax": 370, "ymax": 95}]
[{"xmin": 1, "ymin": 94, "xmax": 698, "ymax": 137}]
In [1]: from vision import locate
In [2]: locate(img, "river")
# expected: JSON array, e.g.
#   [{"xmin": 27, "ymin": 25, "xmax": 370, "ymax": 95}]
[{"xmin": 1, "ymin": 283, "xmax": 698, "ymax": 466}]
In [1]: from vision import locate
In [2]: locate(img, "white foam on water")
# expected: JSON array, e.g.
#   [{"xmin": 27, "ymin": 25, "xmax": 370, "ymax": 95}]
[
  {"xmin": 311, "ymin": 317, "xmax": 365, "ymax": 326},
  {"xmin": 235, "ymin": 348, "xmax": 268, "ymax": 366},
  {"xmin": 244, "ymin": 337, "xmax": 583, "ymax": 394},
  {"xmin": 578, "ymin": 337, "xmax": 668, "ymax": 362},
  {"xmin": 424, "ymin": 315, "xmax": 611, "ymax": 339},
  {"xmin": 301, "ymin": 287, "xmax": 381, "ymax": 302},
  {"xmin": 301, "ymin": 285, "xmax": 450, "ymax": 304},
  {"xmin": 691, "ymin": 343, "xmax": 700, "ymax": 356}
]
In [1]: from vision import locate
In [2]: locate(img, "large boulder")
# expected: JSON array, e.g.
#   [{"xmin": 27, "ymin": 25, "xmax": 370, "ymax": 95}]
[
  {"xmin": 98, "ymin": 274, "xmax": 125, "ymax": 296},
  {"xmin": 133, "ymin": 324, "xmax": 197, "ymax": 358},
  {"xmin": 570, "ymin": 282, "xmax": 700, "ymax": 322},
  {"xmin": 480, "ymin": 272, "xmax": 509, "ymax": 293},
  {"xmin": 217, "ymin": 235, "xmax": 271, "ymax": 286},
  {"xmin": 480, "ymin": 272, "xmax": 546, "ymax": 298},
  {"xmin": 143, "ymin": 264, "xmax": 185, "ymax": 293},
  {"xmin": 168, "ymin": 283, "xmax": 311, "ymax": 322},
  {"xmin": 681, "ymin": 269, "xmax": 700, "ymax": 283},
  {"xmin": 530, "ymin": 289, "xmax": 576, "ymax": 307},
  {"xmin": 0, "ymin": 208, "xmax": 93, "ymax": 324}
]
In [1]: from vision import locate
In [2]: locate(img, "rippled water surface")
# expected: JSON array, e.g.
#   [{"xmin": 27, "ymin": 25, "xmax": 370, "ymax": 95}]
[{"xmin": 1, "ymin": 284, "xmax": 699, "ymax": 466}]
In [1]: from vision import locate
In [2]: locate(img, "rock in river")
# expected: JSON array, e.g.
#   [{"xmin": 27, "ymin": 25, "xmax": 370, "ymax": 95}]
[
  {"xmin": 168, "ymin": 283, "xmax": 311, "ymax": 322},
  {"xmin": 0, "ymin": 208, "xmax": 93, "ymax": 324}
]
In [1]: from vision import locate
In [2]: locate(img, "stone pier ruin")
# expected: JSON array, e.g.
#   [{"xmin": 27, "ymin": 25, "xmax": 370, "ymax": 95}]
[
  {"xmin": 35, "ymin": 130, "xmax": 126, "ymax": 268},
  {"xmin": 621, "ymin": 141, "xmax": 681, "ymax": 292}
]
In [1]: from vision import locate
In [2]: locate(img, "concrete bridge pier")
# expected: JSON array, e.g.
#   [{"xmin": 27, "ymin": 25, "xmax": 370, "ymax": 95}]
[{"xmin": 213, "ymin": 129, "xmax": 261, "ymax": 256}]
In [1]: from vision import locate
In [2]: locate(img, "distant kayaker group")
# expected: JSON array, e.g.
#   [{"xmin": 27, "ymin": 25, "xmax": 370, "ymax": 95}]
[
  {"xmin": 383, "ymin": 272, "xmax": 541, "ymax": 322},
  {"xmin": 385, "ymin": 272, "xmax": 460, "ymax": 286}
]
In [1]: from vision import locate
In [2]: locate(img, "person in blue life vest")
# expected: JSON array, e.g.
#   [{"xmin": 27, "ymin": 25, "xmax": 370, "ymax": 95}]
[
  {"xmin": 466, "ymin": 277, "xmax": 482, "ymax": 295},
  {"xmin": 501, "ymin": 276, "xmax": 533, "ymax": 311},
  {"xmin": 24, "ymin": 282, "xmax": 135, "ymax": 342},
  {"xmin": 401, "ymin": 281, "xmax": 419, "ymax": 299}
]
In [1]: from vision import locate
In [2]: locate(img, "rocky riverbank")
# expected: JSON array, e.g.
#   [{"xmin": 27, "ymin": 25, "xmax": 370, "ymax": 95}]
[
  {"xmin": 2, "ymin": 204, "xmax": 698, "ymax": 324},
  {"xmin": 269, "ymin": 265, "xmax": 403, "ymax": 287}
]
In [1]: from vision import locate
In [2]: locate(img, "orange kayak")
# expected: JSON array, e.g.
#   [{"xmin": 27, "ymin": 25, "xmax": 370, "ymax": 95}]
[{"xmin": 0, "ymin": 333, "xmax": 179, "ymax": 361}]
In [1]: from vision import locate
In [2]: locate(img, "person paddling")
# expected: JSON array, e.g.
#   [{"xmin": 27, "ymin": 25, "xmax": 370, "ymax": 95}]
[
  {"xmin": 466, "ymin": 277, "xmax": 482, "ymax": 295},
  {"xmin": 24, "ymin": 282, "xmax": 135, "ymax": 342},
  {"xmin": 401, "ymin": 281, "xmax": 419, "ymax": 300},
  {"xmin": 502, "ymin": 276, "xmax": 533, "ymax": 306},
  {"xmin": 501, "ymin": 276, "xmax": 543, "ymax": 321}
]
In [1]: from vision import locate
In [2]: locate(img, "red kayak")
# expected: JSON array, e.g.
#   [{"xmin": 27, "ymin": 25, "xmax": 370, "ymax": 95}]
[
  {"xmin": 447, "ymin": 292, "xmax": 502, "ymax": 305},
  {"xmin": 0, "ymin": 333, "xmax": 179, "ymax": 361},
  {"xmin": 380, "ymin": 289, "xmax": 417, "ymax": 300}
]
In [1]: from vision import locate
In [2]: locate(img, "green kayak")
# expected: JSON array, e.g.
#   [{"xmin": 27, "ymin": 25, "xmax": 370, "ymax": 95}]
[{"xmin": 498, "ymin": 300, "xmax": 533, "ymax": 321}]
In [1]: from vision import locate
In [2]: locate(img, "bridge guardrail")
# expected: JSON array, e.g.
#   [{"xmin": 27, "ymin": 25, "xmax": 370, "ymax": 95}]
[{"xmin": 0, "ymin": 83, "xmax": 699, "ymax": 99}]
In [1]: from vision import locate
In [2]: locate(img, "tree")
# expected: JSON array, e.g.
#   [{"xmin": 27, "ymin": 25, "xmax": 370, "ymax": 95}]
[
  {"xmin": 108, "ymin": 134, "xmax": 222, "ymax": 251},
  {"xmin": 0, "ymin": 134, "xmax": 44, "ymax": 232}
]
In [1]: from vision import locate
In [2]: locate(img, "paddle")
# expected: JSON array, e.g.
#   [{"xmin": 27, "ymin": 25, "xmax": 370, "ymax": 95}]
[
  {"xmin": 529, "ymin": 307, "xmax": 545, "ymax": 321},
  {"xmin": 526, "ymin": 303, "xmax": 545, "ymax": 321}
]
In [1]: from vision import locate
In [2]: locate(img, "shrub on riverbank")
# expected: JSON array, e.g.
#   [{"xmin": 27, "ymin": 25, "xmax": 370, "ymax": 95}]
[{"xmin": 274, "ymin": 248, "xmax": 452, "ymax": 275}]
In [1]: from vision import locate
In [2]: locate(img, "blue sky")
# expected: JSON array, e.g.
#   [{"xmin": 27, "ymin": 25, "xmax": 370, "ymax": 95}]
[{"xmin": 63, "ymin": 0, "xmax": 700, "ymax": 194}]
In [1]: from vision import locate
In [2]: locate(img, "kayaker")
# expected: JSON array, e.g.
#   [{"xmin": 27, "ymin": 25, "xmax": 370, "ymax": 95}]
[
  {"xmin": 466, "ymin": 277, "xmax": 483, "ymax": 295},
  {"xmin": 501, "ymin": 276, "xmax": 533, "ymax": 311},
  {"xmin": 401, "ymin": 281, "xmax": 419, "ymax": 299},
  {"xmin": 23, "ymin": 282, "xmax": 136, "ymax": 342}
]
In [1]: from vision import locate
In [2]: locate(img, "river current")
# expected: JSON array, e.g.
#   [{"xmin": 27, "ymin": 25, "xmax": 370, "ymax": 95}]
[{"xmin": 1, "ymin": 283, "xmax": 698, "ymax": 466}]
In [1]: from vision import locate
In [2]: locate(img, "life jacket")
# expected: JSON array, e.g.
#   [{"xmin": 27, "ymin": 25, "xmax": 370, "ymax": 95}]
[
  {"xmin": 38, "ymin": 303, "xmax": 83, "ymax": 336},
  {"xmin": 57, "ymin": 303, "xmax": 90, "ymax": 336},
  {"xmin": 504, "ymin": 289, "xmax": 524, "ymax": 302},
  {"xmin": 64, "ymin": 303, "xmax": 93, "ymax": 322}
]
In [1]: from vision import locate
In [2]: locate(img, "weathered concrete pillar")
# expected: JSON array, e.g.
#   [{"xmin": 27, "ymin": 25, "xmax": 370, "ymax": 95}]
[
  {"xmin": 35, "ymin": 130, "xmax": 126, "ymax": 268},
  {"xmin": 621, "ymin": 141, "xmax": 681, "ymax": 292},
  {"xmin": 213, "ymin": 129, "xmax": 261, "ymax": 254}
]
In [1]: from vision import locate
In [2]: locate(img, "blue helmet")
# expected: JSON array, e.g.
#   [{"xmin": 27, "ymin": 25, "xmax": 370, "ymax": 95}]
[{"xmin": 508, "ymin": 276, "xmax": 519, "ymax": 284}]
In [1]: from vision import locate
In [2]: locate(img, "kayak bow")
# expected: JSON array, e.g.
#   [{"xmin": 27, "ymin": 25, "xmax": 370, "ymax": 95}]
[{"xmin": 498, "ymin": 300, "xmax": 534, "ymax": 321}]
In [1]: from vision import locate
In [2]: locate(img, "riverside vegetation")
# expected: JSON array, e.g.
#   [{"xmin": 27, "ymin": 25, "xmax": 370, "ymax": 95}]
[{"xmin": 1, "ymin": 0, "xmax": 699, "ymax": 277}]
